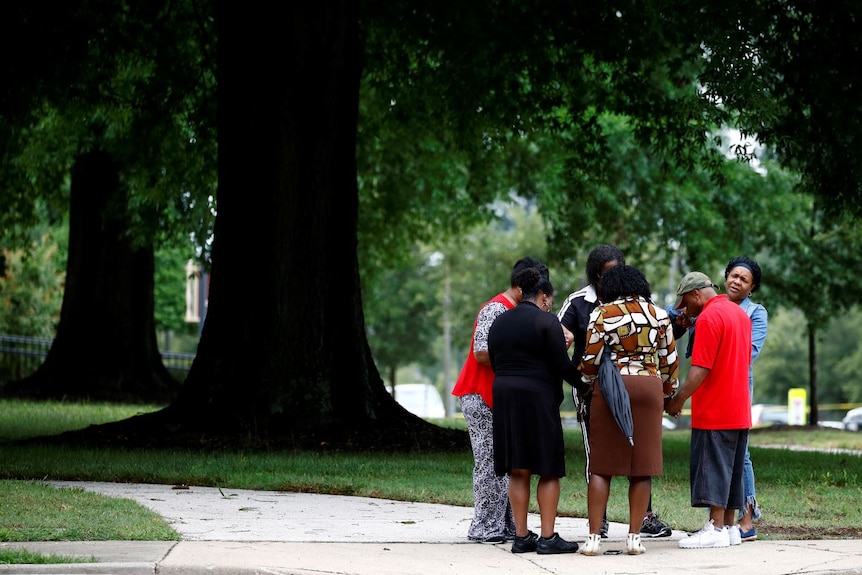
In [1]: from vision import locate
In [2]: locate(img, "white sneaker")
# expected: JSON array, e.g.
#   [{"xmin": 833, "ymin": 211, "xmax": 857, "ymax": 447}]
[
  {"xmin": 580, "ymin": 533, "xmax": 602, "ymax": 556},
  {"xmin": 728, "ymin": 524, "xmax": 742, "ymax": 546},
  {"xmin": 626, "ymin": 532, "xmax": 646, "ymax": 555},
  {"xmin": 679, "ymin": 520, "xmax": 731, "ymax": 549}
]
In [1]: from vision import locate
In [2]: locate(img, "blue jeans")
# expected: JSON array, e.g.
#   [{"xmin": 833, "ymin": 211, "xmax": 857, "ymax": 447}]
[
  {"xmin": 740, "ymin": 377, "xmax": 762, "ymax": 521},
  {"xmin": 739, "ymin": 440, "xmax": 761, "ymax": 521}
]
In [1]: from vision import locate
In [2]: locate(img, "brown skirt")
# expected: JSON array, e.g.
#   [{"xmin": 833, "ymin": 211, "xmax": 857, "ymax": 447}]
[{"xmin": 588, "ymin": 374, "xmax": 664, "ymax": 477}]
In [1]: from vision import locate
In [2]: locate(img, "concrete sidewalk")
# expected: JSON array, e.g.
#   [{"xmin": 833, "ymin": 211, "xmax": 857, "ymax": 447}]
[{"xmin": 2, "ymin": 481, "xmax": 861, "ymax": 575}]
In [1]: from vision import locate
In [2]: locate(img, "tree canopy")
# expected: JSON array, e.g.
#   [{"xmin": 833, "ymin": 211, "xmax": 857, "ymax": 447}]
[{"xmin": 4, "ymin": 0, "xmax": 862, "ymax": 449}]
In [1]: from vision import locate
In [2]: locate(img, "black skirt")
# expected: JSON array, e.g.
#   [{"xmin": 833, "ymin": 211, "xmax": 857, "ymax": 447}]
[{"xmin": 492, "ymin": 375, "xmax": 566, "ymax": 478}]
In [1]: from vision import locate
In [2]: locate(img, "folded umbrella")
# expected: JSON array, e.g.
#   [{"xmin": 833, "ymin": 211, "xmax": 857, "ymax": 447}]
[{"xmin": 599, "ymin": 345, "xmax": 634, "ymax": 446}]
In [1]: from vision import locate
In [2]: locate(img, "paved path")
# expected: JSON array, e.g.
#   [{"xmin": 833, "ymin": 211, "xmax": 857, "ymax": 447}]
[{"xmin": 1, "ymin": 481, "xmax": 861, "ymax": 575}]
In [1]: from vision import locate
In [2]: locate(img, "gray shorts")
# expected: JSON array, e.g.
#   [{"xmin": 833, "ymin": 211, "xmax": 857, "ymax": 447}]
[{"xmin": 689, "ymin": 428, "xmax": 748, "ymax": 510}]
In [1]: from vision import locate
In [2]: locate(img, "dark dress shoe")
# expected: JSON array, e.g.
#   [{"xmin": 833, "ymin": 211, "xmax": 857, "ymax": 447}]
[
  {"xmin": 511, "ymin": 530, "xmax": 538, "ymax": 553},
  {"xmin": 537, "ymin": 532, "xmax": 579, "ymax": 554}
]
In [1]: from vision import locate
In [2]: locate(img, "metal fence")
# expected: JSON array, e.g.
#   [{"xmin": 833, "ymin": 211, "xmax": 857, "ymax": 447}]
[{"xmin": 0, "ymin": 333, "xmax": 196, "ymax": 383}]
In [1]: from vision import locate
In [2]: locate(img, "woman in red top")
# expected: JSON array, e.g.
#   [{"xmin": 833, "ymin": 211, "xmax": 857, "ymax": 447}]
[{"xmin": 451, "ymin": 256, "xmax": 544, "ymax": 544}]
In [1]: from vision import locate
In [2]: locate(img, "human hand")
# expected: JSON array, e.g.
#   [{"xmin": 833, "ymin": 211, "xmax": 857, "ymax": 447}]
[
  {"xmin": 562, "ymin": 325, "xmax": 574, "ymax": 349},
  {"xmin": 665, "ymin": 395, "xmax": 682, "ymax": 419},
  {"xmin": 675, "ymin": 312, "xmax": 692, "ymax": 329}
]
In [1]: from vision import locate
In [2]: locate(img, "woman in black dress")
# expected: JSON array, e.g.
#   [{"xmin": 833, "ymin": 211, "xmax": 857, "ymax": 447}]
[{"xmin": 489, "ymin": 266, "xmax": 582, "ymax": 555}]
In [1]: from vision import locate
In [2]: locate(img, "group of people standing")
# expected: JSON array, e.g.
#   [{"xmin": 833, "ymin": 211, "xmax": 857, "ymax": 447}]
[{"xmin": 452, "ymin": 245, "xmax": 768, "ymax": 555}]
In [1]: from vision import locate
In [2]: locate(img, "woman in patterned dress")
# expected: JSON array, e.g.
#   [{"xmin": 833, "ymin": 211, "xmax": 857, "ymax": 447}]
[
  {"xmin": 451, "ymin": 256, "xmax": 546, "ymax": 543},
  {"xmin": 578, "ymin": 264, "xmax": 680, "ymax": 556}
]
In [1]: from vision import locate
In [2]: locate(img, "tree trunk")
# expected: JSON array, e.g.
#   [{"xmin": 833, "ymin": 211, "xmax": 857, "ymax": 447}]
[
  {"xmin": 5, "ymin": 149, "xmax": 179, "ymax": 403},
  {"xmin": 138, "ymin": 0, "xmax": 466, "ymax": 451},
  {"xmin": 808, "ymin": 322, "xmax": 819, "ymax": 426}
]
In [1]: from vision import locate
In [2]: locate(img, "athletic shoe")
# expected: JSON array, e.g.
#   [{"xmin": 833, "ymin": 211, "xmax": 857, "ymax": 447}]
[
  {"xmin": 537, "ymin": 532, "xmax": 580, "ymax": 554},
  {"xmin": 728, "ymin": 525, "xmax": 742, "ymax": 546},
  {"xmin": 626, "ymin": 533, "xmax": 646, "ymax": 555},
  {"xmin": 580, "ymin": 533, "xmax": 602, "ymax": 556},
  {"xmin": 511, "ymin": 531, "xmax": 538, "ymax": 553},
  {"xmin": 640, "ymin": 511, "xmax": 672, "ymax": 538},
  {"xmin": 740, "ymin": 527, "xmax": 758, "ymax": 542},
  {"xmin": 479, "ymin": 535, "xmax": 506, "ymax": 544},
  {"xmin": 600, "ymin": 516, "xmax": 609, "ymax": 538},
  {"xmin": 678, "ymin": 520, "xmax": 731, "ymax": 549}
]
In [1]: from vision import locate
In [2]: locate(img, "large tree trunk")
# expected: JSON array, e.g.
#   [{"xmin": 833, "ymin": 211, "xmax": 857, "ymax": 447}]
[
  {"xmin": 23, "ymin": 1, "xmax": 466, "ymax": 452},
  {"xmin": 5, "ymin": 150, "xmax": 179, "ymax": 403},
  {"xmin": 122, "ymin": 1, "xmax": 466, "ymax": 451}
]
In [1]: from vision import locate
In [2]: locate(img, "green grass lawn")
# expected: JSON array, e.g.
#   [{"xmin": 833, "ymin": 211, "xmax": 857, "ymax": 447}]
[{"xmin": 1, "ymin": 398, "xmax": 861, "ymax": 549}]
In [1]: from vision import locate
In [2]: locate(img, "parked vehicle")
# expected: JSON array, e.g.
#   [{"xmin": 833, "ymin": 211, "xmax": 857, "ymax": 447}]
[
  {"xmin": 388, "ymin": 383, "xmax": 446, "ymax": 419},
  {"xmin": 751, "ymin": 404, "xmax": 789, "ymax": 427},
  {"xmin": 842, "ymin": 407, "xmax": 862, "ymax": 431},
  {"xmin": 818, "ymin": 420, "xmax": 845, "ymax": 430}
]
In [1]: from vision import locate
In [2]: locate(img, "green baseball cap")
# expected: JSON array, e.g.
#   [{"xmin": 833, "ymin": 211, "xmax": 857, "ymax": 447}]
[{"xmin": 674, "ymin": 271, "xmax": 718, "ymax": 309}]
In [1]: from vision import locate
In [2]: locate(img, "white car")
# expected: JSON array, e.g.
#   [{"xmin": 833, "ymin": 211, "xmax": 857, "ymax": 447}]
[
  {"xmin": 751, "ymin": 403, "xmax": 789, "ymax": 427},
  {"xmin": 842, "ymin": 407, "xmax": 862, "ymax": 431},
  {"xmin": 818, "ymin": 420, "xmax": 845, "ymax": 430},
  {"xmin": 388, "ymin": 383, "xmax": 446, "ymax": 419}
]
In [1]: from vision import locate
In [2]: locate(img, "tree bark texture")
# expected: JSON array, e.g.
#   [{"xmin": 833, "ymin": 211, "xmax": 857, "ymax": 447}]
[
  {"xmin": 5, "ymin": 149, "xmax": 179, "ymax": 403},
  {"xmin": 159, "ymin": 0, "xmax": 467, "ymax": 451}
]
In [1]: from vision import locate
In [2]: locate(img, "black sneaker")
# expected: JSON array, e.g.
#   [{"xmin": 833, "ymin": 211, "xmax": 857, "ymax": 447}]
[
  {"xmin": 537, "ymin": 532, "xmax": 579, "ymax": 554},
  {"xmin": 600, "ymin": 516, "xmax": 609, "ymax": 539},
  {"xmin": 479, "ymin": 535, "xmax": 506, "ymax": 544},
  {"xmin": 511, "ymin": 531, "xmax": 538, "ymax": 553},
  {"xmin": 640, "ymin": 511, "xmax": 672, "ymax": 538}
]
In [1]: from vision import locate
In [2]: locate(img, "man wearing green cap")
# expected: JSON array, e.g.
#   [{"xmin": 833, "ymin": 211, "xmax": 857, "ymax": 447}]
[{"xmin": 665, "ymin": 271, "xmax": 752, "ymax": 550}]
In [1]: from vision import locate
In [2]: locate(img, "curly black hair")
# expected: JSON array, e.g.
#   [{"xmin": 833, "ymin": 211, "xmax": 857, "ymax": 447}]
[
  {"xmin": 599, "ymin": 264, "xmax": 652, "ymax": 302},
  {"xmin": 586, "ymin": 244, "xmax": 625, "ymax": 287},
  {"xmin": 513, "ymin": 266, "xmax": 554, "ymax": 299},
  {"xmin": 511, "ymin": 256, "xmax": 548, "ymax": 286},
  {"xmin": 724, "ymin": 256, "xmax": 762, "ymax": 294}
]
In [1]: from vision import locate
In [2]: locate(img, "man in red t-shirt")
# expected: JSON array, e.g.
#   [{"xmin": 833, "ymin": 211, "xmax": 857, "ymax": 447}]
[{"xmin": 665, "ymin": 271, "xmax": 752, "ymax": 550}]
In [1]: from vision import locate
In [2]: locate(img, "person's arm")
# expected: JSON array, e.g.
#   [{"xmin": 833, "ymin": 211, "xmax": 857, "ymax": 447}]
[
  {"xmin": 577, "ymin": 309, "xmax": 604, "ymax": 386},
  {"xmin": 547, "ymin": 315, "xmax": 581, "ymax": 386},
  {"xmin": 658, "ymin": 318, "xmax": 681, "ymax": 398},
  {"xmin": 750, "ymin": 305, "xmax": 768, "ymax": 364},
  {"xmin": 557, "ymin": 293, "xmax": 577, "ymax": 329},
  {"xmin": 665, "ymin": 305, "xmax": 691, "ymax": 340},
  {"xmin": 665, "ymin": 365, "xmax": 709, "ymax": 418},
  {"xmin": 473, "ymin": 302, "xmax": 506, "ymax": 366},
  {"xmin": 474, "ymin": 350, "xmax": 490, "ymax": 366}
]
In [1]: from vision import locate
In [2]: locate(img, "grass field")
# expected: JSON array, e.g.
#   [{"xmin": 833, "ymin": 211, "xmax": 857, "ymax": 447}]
[{"xmin": 1, "ymin": 399, "xmax": 861, "ymax": 548}]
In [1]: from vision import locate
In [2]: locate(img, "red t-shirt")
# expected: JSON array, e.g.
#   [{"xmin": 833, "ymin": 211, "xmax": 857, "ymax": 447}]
[
  {"xmin": 451, "ymin": 293, "xmax": 514, "ymax": 408},
  {"xmin": 690, "ymin": 295, "xmax": 752, "ymax": 429}
]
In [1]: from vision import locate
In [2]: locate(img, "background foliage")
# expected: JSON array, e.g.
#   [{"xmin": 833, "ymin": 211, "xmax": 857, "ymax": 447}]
[{"xmin": 3, "ymin": 0, "xmax": 862, "ymax": 423}]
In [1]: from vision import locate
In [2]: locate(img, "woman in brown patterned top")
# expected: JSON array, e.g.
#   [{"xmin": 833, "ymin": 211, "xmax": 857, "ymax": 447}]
[{"xmin": 577, "ymin": 264, "xmax": 680, "ymax": 556}]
